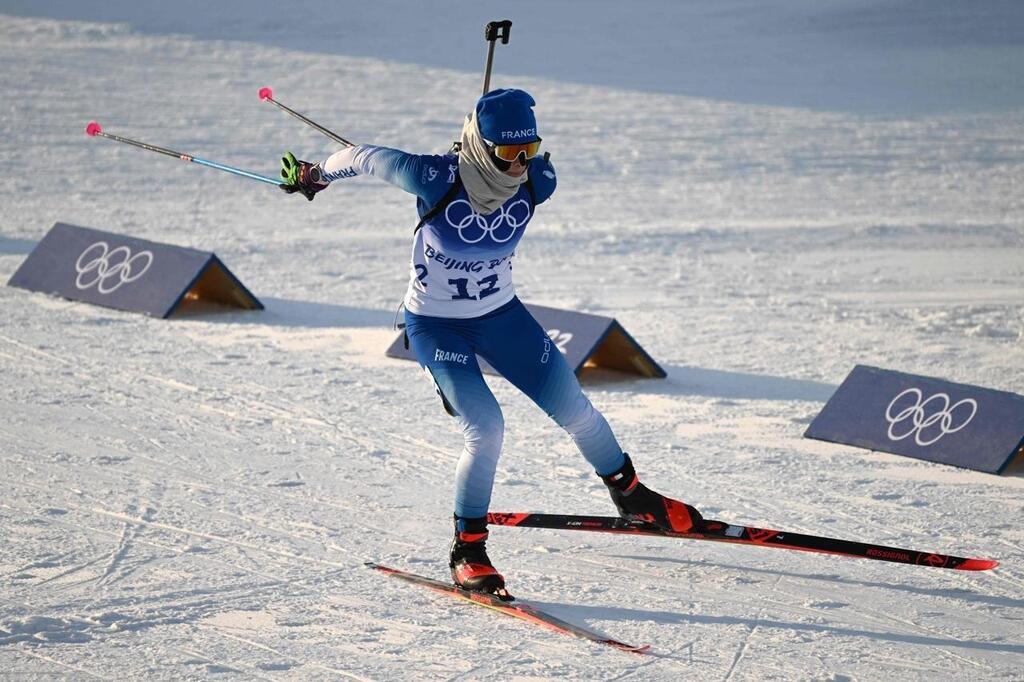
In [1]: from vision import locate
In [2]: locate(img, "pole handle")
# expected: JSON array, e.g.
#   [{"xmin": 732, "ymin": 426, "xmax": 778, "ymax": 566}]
[
  {"xmin": 484, "ymin": 20, "xmax": 512, "ymax": 44},
  {"xmin": 481, "ymin": 20, "xmax": 512, "ymax": 96}
]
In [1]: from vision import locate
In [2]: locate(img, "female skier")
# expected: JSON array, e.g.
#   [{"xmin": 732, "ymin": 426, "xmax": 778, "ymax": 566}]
[{"xmin": 279, "ymin": 88, "xmax": 702, "ymax": 597}]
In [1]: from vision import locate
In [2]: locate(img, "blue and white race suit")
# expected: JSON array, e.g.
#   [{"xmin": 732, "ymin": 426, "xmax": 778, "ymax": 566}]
[
  {"xmin": 321, "ymin": 145, "xmax": 625, "ymax": 517},
  {"xmin": 323, "ymin": 144, "xmax": 551, "ymax": 318}
]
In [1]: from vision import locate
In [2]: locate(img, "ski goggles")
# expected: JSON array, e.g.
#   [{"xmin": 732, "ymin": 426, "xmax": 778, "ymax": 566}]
[{"xmin": 488, "ymin": 137, "xmax": 542, "ymax": 163}]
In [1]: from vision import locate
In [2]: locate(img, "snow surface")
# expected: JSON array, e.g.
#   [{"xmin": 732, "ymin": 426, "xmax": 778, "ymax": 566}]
[{"xmin": 1, "ymin": 2, "xmax": 1023, "ymax": 679}]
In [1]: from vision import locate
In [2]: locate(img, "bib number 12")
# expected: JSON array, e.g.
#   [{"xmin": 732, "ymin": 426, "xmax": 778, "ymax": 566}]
[{"xmin": 449, "ymin": 274, "xmax": 500, "ymax": 300}]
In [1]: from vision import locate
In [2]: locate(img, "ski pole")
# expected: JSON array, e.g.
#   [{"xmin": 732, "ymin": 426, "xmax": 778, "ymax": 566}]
[
  {"xmin": 84, "ymin": 121, "xmax": 283, "ymax": 187},
  {"xmin": 258, "ymin": 87, "xmax": 353, "ymax": 147},
  {"xmin": 482, "ymin": 20, "xmax": 512, "ymax": 95}
]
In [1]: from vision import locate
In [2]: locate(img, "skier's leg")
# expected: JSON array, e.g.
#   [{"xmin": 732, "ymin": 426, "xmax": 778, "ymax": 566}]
[
  {"xmin": 475, "ymin": 299, "xmax": 624, "ymax": 476},
  {"xmin": 477, "ymin": 299, "xmax": 702, "ymax": 532},
  {"xmin": 404, "ymin": 314, "xmax": 505, "ymax": 518},
  {"xmin": 404, "ymin": 311, "xmax": 508, "ymax": 594}
]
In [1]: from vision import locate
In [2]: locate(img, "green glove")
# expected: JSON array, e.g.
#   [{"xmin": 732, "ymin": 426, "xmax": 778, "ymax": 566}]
[{"xmin": 280, "ymin": 152, "xmax": 326, "ymax": 201}]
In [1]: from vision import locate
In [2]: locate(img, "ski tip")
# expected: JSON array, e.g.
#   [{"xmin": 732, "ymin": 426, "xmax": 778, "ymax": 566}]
[
  {"xmin": 612, "ymin": 642, "xmax": 652, "ymax": 654},
  {"xmin": 958, "ymin": 558, "xmax": 999, "ymax": 571},
  {"xmin": 85, "ymin": 121, "xmax": 102, "ymax": 137},
  {"xmin": 258, "ymin": 86, "xmax": 273, "ymax": 101}
]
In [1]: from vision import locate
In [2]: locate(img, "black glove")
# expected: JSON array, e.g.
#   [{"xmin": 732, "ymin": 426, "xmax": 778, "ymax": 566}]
[{"xmin": 280, "ymin": 152, "xmax": 327, "ymax": 201}]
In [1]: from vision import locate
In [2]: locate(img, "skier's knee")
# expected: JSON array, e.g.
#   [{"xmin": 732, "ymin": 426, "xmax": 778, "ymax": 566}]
[
  {"xmin": 463, "ymin": 411, "xmax": 504, "ymax": 454},
  {"xmin": 552, "ymin": 394, "xmax": 596, "ymax": 434}
]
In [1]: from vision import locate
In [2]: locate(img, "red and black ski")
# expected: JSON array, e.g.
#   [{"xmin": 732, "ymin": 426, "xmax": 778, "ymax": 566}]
[
  {"xmin": 366, "ymin": 562, "xmax": 650, "ymax": 654},
  {"xmin": 486, "ymin": 513, "xmax": 998, "ymax": 572}
]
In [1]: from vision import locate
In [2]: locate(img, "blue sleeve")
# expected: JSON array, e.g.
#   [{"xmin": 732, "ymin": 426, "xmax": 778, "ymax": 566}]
[
  {"xmin": 320, "ymin": 145, "xmax": 456, "ymax": 205},
  {"xmin": 528, "ymin": 155, "xmax": 557, "ymax": 204}
]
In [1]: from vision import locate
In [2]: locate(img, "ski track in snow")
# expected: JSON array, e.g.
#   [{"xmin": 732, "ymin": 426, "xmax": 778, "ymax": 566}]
[{"xmin": 1, "ymin": 8, "xmax": 1023, "ymax": 681}]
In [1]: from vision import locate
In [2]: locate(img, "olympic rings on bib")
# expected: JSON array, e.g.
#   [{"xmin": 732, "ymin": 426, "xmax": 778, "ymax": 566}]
[{"xmin": 444, "ymin": 198, "xmax": 531, "ymax": 244}]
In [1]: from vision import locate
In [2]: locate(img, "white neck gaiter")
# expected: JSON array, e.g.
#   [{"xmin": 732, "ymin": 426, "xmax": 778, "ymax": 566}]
[{"xmin": 458, "ymin": 112, "xmax": 527, "ymax": 215}]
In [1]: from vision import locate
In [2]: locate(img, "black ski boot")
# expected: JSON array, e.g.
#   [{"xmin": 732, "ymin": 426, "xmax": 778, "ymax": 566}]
[
  {"xmin": 601, "ymin": 454, "xmax": 703, "ymax": 533},
  {"xmin": 449, "ymin": 515, "xmax": 510, "ymax": 600}
]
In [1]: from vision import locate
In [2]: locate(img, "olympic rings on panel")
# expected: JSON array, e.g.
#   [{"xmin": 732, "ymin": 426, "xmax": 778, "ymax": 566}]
[
  {"xmin": 444, "ymin": 198, "xmax": 530, "ymax": 244},
  {"xmin": 75, "ymin": 241, "xmax": 154, "ymax": 294},
  {"xmin": 884, "ymin": 388, "xmax": 977, "ymax": 446}
]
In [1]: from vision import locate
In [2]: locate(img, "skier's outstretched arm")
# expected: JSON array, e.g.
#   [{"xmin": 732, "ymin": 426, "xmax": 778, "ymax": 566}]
[{"xmin": 280, "ymin": 144, "xmax": 452, "ymax": 203}]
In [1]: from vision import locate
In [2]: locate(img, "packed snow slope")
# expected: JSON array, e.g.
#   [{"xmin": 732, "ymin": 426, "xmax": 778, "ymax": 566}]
[{"xmin": 1, "ymin": 3, "xmax": 1023, "ymax": 680}]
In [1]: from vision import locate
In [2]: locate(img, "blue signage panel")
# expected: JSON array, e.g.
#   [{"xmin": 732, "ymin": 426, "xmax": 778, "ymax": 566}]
[
  {"xmin": 805, "ymin": 365, "xmax": 1024, "ymax": 474},
  {"xmin": 386, "ymin": 302, "xmax": 665, "ymax": 379},
  {"xmin": 8, "ymin": 223, "xmax": 261, "ymax": 318}
]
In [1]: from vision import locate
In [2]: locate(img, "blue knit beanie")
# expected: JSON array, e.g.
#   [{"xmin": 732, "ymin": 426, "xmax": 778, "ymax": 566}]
[{"xmin": 475, "ymin": 89, "xmax": 539, "ymax": 144}]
